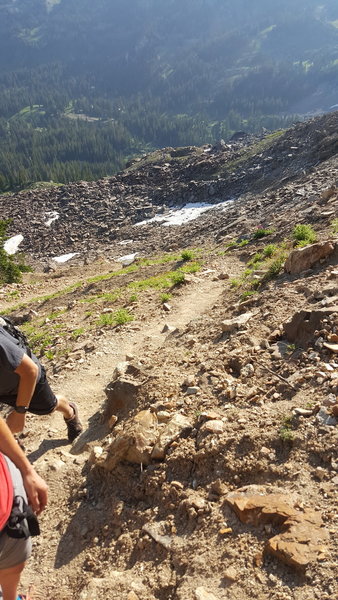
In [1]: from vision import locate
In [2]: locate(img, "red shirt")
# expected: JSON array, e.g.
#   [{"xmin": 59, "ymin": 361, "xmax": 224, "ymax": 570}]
[{"xmin": 0, "ymin": 453, "xmax": 13, "ymax": 530}]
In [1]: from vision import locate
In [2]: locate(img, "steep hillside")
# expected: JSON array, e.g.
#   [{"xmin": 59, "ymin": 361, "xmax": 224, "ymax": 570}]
[{"xmin": 0, "ymin": 112, "xmax": 338, "ymax": 599}]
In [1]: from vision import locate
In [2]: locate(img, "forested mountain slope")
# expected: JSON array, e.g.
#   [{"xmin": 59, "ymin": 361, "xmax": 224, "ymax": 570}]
[{"xmin": 0, "ymin": 0, "xmax": 338, "ymax": 191}]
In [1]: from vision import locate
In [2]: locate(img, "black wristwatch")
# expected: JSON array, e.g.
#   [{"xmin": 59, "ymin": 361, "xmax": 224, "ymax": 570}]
[{"xmin": 14, "ymin": 405, "xmax": 29, "ymax": 414}]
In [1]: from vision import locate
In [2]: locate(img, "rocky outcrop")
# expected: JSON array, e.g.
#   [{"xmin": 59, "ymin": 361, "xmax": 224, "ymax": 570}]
[
  {"xmin": 284, "ymin": 306, "xmax": 338, "ymax": 346},
  {"xmin": 284, "ymin": 241, "xmax": 336, "ymax": 274},
  {"xmin": 226, "ymin": 491, "xmax": 329, "ymax": 570}
]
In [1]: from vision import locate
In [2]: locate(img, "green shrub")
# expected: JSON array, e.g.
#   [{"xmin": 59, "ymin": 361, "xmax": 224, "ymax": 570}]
[
  {"xmin": 253, "ymin": 228, "xmax": 273, "ymax": 239},
  {"xmin": 292, "ymin": 224, "xmax": 316, "ymax": 244},
  {"xmin": 114, "ymin": 308, "xmax": 134, "ymax": 325},
  {"xmin": 98, "ymin": 308, "xmax": 134, "ymax": 327},
  {"xmin": 0, "ymin": 220, "xmax": 32, "ymax": 283},
  {"xmin": 160, "ymin": 293, "xmax": 171, "ymax": 303},
  {"xmin": 181, "ymin": 249, "xmax": 195, "ymax": 261},
  {"xmin": 181, "ymin": 262, "xmax": 201, "ymax": 274},
  {"xmin": 263, "ymin": 244, "xmax": 277, "ymax": 258},
  {"xmin": 264, "ymin": 256, "xmax": 285, "ymax": 280},
  {"xmin": 97, "ymin": 313, "xmax": 115, "ymax": 326},
  {"xmin": 170, "ymin": 271, "xmax": 185, "ymax": 286},
  {"xmin": 0, "ymin": 248, "xmax": 22, "ymax": 283}
]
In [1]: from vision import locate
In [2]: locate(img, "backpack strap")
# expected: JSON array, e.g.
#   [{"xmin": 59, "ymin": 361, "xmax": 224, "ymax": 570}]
[{"xmin": 4, "ymin": 495, "xmax": 40, "ymax": 539}]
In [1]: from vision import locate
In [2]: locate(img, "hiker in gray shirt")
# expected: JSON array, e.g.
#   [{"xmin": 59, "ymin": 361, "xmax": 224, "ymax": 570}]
[{"xmin": 0, "ymin": 327, "xmax": 83, "ymax": 443}]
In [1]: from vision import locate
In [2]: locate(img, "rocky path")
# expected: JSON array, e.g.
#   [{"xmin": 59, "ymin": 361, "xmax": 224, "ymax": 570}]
[{"xmin": 19, "ymin": 258, "xmax": 240, "ymax": 599}]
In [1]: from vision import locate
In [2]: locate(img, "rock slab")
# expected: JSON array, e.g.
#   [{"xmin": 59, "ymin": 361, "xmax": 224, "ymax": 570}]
[{"xmin": 226, "ymin": 492, "xmax": 329, "ymax": 570}]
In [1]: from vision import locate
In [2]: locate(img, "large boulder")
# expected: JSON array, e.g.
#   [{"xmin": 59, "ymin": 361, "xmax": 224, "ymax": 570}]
[{"xmin": 284, "ymin": 241, "xmax": 335, "ymax": 275}]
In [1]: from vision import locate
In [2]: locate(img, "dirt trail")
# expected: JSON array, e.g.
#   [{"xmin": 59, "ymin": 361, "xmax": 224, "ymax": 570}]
[
  {"xmin": 53, "ymin": 271, "xmax": 226, "ymax": 426},
  {"xmin": 17, "ymin": 256, "xmax": 244, "ymax": 598}
]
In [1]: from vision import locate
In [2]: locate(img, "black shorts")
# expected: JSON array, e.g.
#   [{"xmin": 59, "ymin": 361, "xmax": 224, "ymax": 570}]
[{"xmin": 0, "ymin": 366, "xmax": 57, "ymax": 416}]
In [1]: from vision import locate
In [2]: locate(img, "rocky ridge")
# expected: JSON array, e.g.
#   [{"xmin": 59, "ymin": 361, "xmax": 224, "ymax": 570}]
[{"xmin": 0, "ymin": 112, "xmax": 337, "ymax": 269}]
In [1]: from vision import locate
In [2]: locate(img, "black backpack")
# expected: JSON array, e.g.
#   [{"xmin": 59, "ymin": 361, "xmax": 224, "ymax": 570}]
[{"xmin": 0, "ymin": 316, "xmax": 32, "ymax": 357}]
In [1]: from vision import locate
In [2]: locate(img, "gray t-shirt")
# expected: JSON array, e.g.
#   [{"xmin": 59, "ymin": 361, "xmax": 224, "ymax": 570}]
[{"xmin": 0, "ymin": 327, "xmax": 41, "ymax": 397}]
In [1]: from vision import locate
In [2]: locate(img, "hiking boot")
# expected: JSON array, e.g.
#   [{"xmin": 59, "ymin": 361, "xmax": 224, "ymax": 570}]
[{"xmin": 64, "ymin": 401, "xmax": 83, "ymax": 442}]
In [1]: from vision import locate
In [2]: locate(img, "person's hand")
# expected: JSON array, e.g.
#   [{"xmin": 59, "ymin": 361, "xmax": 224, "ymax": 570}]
[
  {"xmin": 6, "ymin": 410, "xmax": 26, "ymax": 434},
  {"xmin": 22, "ymin": 468, "xmax": 48, "ymax": 515}
]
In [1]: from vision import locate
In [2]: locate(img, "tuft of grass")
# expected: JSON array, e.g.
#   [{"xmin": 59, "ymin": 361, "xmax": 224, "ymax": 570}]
[
  {"xmin": 170, "ymin": 271, "xmax": 186, "ymax": 285},
  {"xmin": 160, "ymin": 292, "xmax": 171, "ymax": 303},
  {"xmin": 98, "ymin": 308, "xmax": 134, "ymax": 327},
  {"xmin": 181, "ymin": 249, "xmax": 196, "ymax": 261},
  {"xmin": 71, "ymin": 327, "xmax": 85, "ymax": 339},
  {"xmin": 263, "ymin": 255, "xmax": 286, "ymax": 281},
  {"xmin": 247, "ymin": 252, "xmax": 263, "ymax": 267},
  {"xmin": 181, "ymin": 261, "xmax": 201, "ymax": 274},
  {"xmin": 240, "ymin": 290, "xmax": 257, "ymax": 302},
  {"xmin": 230, "ymin": 278, "xmax": 241, "ymax": 288},
  {"xmin": 114, "ymin": 308, "xmax": 134, "ymax": 325},
  {"xmin": 129, "ymin": 293, "xmax": 138, "ymax": 303},
  {"xmin": 263, "ymin": 244, "xmax": 277, "ymax": 258},
  {"xmin": 292, "ymin": 224, "xmax": 316, "ymax": 245},
  {"xmin": 253, "ymin": 228, "xmax": 273, "ymax": 239},
  {"xmin": 279, "ymin": 415, "xmax": 294, "ymax": 442},
  {"xmin": 331, "ymin": 218, "xmax": 338, "ymax": 234}
]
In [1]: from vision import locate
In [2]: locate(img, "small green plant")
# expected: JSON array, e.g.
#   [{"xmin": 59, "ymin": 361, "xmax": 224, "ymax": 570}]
[
  {"xmin": 181, "ymin": 249, "xmax": 195, "ymax": 261},
  {"xmin": 247, "ymin": 252, "xmax": 263, "ymax": 267},
  {"xmin": 170, "ymin": 271, "xmax": 185, "ymax": 286},
  {"xmin": 240, "ymin": 290, "xmax": 256, "ymax": 301},
  {"xmin": 331, "ymin": 218, "xmax": 338, "ymax": 234},
  {"xmin": 263, "ymin": 244, "xmax": 277, "ymax": 258},
  {"xmin": 287, "ymin": 343, "xmax": 296, "ymax": 353},
  {"xmin": 160, "ymin": 292, "xmax": 171, "ymax": 303},
  {"xmin": 279, "ymin": 415, "xmax": 294, "ymax": 442},
  {"xmin": 292, "ymin": 224, "xmax": 316, "ymax": 245},
  {"xmin": 238, "ymin": 239, "xmax": 249, "ymax": 247},
  {"xmin": 253, "ymin": 228, "xmax": 273, "ymax": 239},
  {"xmin": 264, "ymin": 255, "xmax": 286, "ymax": 280},
  {"xmin": 181, "ymin": 262, "xmax": 201, "ymax": 274},
  {"xmin": 113, "ymin": 308, "xmax": 134, "ymax": 325},
  {"xmin": 230, "ymin": 278, "xmax": 240, "ymax": 288},
  {"xmin": 97, "ymin": 312, "xmax": 115, "ymax": 326},
  {"xmin": 129, "ymin": 293, "xmax": 138, "ymax": 303},
  {"xmin": 71, "ymin": 328, "xmax": 85, "ymax": 339},
  {"xmin": 45, "ymin": 350, "xmax": 54, "ymax": 360}
]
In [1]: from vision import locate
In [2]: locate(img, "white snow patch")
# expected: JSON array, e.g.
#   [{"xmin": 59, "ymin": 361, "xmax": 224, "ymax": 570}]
[
  {"xmin": 135, "ymin": 200, "xmax": 234, "ymax": 227},
  {"xmin": 45, "ymin": 211, "xmax": 59, "ymax": 227},
  {"xmin": 52, "ymin": 252, "xmax": 79, "ymax": 263},
  {"xmin": 115, "ymin": 252, "xmax": 138, "ymax": 266},
  {"xmin": 4, "ymin": 234, "xmax": 24, "ymax": 255}
]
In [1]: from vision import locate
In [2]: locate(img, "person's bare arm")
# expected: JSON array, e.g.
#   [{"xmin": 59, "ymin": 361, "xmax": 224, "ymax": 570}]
[
  {"xmin": 0, "ymin": 417, "xmax": 48, "ymax": 514},
  {"xmin": 6, "ymin": 353, "xmax": 39, "ymax": 434},
  {"xmin": 14, "ymin": 353, "xmax": 39, "ymax": 408}
]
